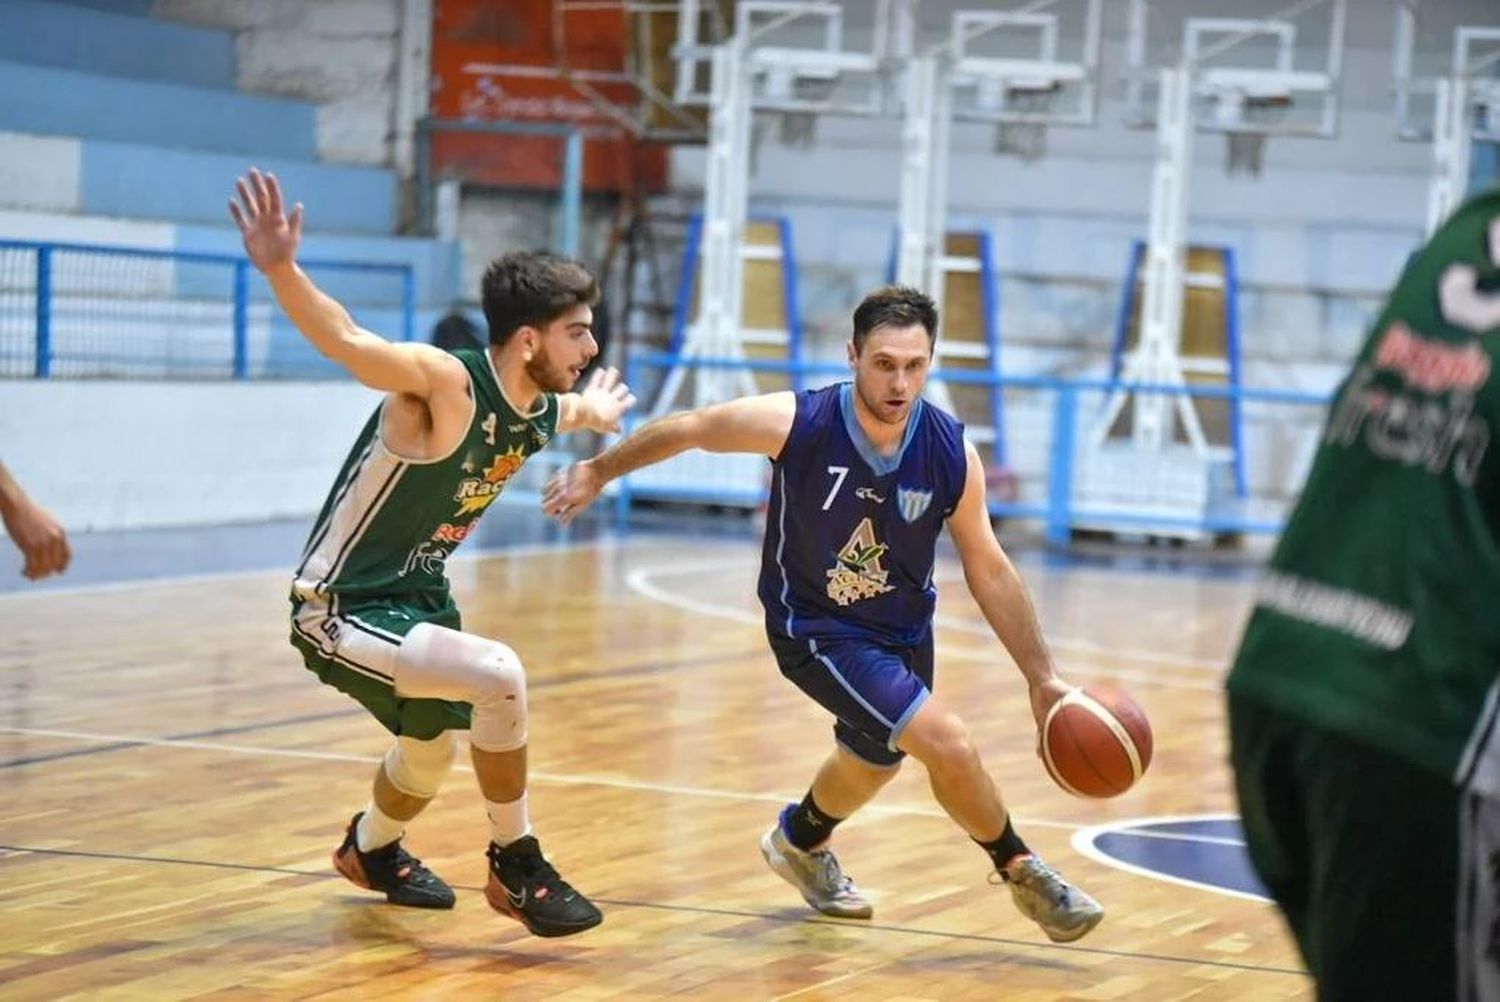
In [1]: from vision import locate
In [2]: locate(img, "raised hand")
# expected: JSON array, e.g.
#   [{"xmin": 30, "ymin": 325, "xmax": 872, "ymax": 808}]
[
  {"xmin": 577, "ymin": 366, "xmax": 637, "ymax": 434},
  {"xmin": 228, "ymin": 167, "xmax": 303, "ymax": 273},
  {"xmin": 542, "ymin": 461, "xmax": 604, "ymax": 526}
]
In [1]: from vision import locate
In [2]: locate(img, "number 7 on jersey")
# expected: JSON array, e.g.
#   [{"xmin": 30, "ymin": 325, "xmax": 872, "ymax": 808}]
[{"xmin": 823, "ymin": 465, "xmax": 849, "ymax": 511}]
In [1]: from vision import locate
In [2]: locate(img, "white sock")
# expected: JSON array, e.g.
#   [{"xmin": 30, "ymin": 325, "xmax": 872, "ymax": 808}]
[
  {"xmin": 485, "ymin": 792, "xmax": 531, "ymax": 847},
  {"xmin": 355, "ymin": 802, "xmax": 406, "ymax": 852}
]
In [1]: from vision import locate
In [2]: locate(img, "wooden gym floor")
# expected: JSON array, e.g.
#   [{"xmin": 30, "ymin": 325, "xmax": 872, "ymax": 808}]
[{"xmin": 0, "ymin": 518, "xmax": 1309, "ymax": 1000}]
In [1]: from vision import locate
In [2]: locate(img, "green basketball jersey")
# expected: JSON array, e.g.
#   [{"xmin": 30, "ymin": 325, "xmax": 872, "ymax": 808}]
[
  {"xmin": 1229, "ymin": 187, "xmax": 1500, "ymax": 790},
  {"xmin": 292, "ymin": 347, "xmax": 558, "ymax": 613}
]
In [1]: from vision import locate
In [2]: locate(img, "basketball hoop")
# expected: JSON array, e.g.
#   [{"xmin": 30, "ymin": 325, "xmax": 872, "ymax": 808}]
[
  {"xmin": 1222, "ymin": 94, "xmax": 1292, "ymax": 178},
  {"xmin": 994, "ymin": 84, "xmax": 1059, "ymax": 162}
]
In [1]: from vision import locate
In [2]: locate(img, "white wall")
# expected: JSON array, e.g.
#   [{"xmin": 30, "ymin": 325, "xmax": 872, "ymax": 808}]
[
  {"xmin": 0, "ymin": 132, "xmax": 80, "ymax": 213},
  {"xmin": 2, "ymin": 379, "xmax": 380, "ymax": 531},
  {"xmin": 152, "ymin": 0, "xmax": 404, "ymax": 167}
]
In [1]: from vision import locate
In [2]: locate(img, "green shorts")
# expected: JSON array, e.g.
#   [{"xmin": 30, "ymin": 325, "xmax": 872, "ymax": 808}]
[
  {"xmin": 290, "ymin": 599, "xmax": 472, "ymax": 741},
  {"xmin": 1228, "ymin": 691, "xmax": 1471, "ymax": 1000}
]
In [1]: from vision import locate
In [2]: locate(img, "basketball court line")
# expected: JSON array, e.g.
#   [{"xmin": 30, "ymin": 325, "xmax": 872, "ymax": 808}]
[
  {"xmin": 0, "ymin": 541, "xmax": 1238, "ymax": 680},
  {"xmin": 0, "ymin": 539, "xmax": 1236, "ymax": 689},
  {"xmin": 0, "ymin": 645, "xmax": 768, "ymax": 770},
  {"xmin": 0, "ymin": 841, "xmax": 1306, "ymax": 979},
  {"xmin": 0, "ymin": 722, "xmax": 1247, "ymax": 853},
  {"xmin": 623, "ymin": 560, "xmax": 1230, "ymax": 691},
  {"xmin": 0, "ymin": 533, "xmax": 677, "ymax": 602},
  {"xmin": 1073, "ymin": 814, "xmax": 1273, "ymax": 904}
]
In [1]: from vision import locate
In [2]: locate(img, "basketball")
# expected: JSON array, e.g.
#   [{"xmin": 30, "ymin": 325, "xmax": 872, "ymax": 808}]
[{"xmin": 1041, "ymin": 686, "xmax": 1153, "ymax": 798}]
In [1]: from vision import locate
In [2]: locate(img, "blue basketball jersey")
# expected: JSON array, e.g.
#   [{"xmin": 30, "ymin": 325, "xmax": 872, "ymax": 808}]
[{"xmin": 758, "ymin": 383, "xmax": 969, "ymax": 647}]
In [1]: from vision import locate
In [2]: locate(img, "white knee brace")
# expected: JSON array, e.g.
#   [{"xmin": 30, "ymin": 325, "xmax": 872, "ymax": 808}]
[
  {"xmin": 394, "ymin": 623, "xmax": 529, "ymax": 753},
  {"xmin": 382, "ymin": 732, "xmax": 458, "ymax": 800}
]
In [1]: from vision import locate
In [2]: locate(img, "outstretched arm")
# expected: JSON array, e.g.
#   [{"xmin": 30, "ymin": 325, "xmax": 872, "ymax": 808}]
[
  {"xmin": 542, "ymin": 391, "xmax": 796, "ymax": 524},
  {"xmin": 0, "ymin": 461, "xmax": 70, "ymax": 581},
  {"xmin": 556, "ymin": 367, "xmax": 638, "ymax": 434},
  {"xmin": 946, "ymin": 440, "xmax": 1069, "ymax": 734},
  {"xmin": 229, "ymin": 168, "xmax": 462, "ymax": 398}
]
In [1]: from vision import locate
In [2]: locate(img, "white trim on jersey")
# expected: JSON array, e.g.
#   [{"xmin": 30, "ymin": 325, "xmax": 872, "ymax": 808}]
[
  {"xmin": 773, "ymin": 467, "xmax": 795, "ymax": 637},
  {"xmin": 290, "ymin": 610, "xmax": 397, "ymax": 685},
  {"xmin": 296, "ymin": 441, "xmax": 408, "ymax": 595},
  {"xmin": 373, "ymin": 380, "xmax": 477, "ymax": 467},
  {"xmin": 1456, "ymin": 676, "xmax": 1500, "ymax": 798},
  {"xmin": 346, "ymin": 613, "xmax": 406, "ymax": 646},
  {"xmin": 297, "ymin": 437, "xmax": 376, "ymax": 574},
  {"xmin": 487, "ymin": 347, "xmax": 547, "ymax": 420}
]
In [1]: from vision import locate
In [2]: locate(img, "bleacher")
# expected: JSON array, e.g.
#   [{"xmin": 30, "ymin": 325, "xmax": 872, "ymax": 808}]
[{"xmin": 0, "ymin": 0, "xmax": 457, "ymax": 378}]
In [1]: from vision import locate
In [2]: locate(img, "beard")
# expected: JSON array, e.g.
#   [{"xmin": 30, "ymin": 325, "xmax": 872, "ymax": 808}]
[
  {"xmin": 525, "ymin": 346, "xmax": 577, "ymax": 393},
  {"xmin": 853, "ymin": 377, "xmax": 912, "ymax": 425}
]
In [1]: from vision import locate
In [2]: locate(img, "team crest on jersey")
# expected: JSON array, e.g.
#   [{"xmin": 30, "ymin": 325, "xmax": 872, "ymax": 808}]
[
  {"xmin": 826, "ymin": 517, "xmax": 897, "ymax": 607},
  {"xmin": 453, "ymin": 445, "xmax": 526, "ymax": 516},
  {"xmin": 896, "ymin": 486, "xmax": 933, "ymax": 523}
]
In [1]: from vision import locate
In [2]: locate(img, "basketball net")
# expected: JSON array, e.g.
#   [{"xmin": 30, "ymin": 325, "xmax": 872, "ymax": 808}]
[
  {"xmin": 1224, "ymin": 131, "xmax": 1268, "ymax": 176},
  {"xmin": 995, "ymin": 85, "xmax": 1058, "ymax": 162}
]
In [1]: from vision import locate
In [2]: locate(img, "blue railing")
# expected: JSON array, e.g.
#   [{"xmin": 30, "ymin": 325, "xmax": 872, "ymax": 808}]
[
  {"xmin": 619, "ymin": 351, "xmax": 1334, "ymax": 541},
  {"xmin": 0, "ymin": 238, "xmax": 415, "ymax": 380}
]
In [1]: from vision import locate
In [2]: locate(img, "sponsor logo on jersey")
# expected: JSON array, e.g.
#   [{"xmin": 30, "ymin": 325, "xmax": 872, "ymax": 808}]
[
  {"xmin": 855, "ymin": 487, "xmax": 886, "ymax": 504},
  {"xmin": 1374, "ymin": 320, "xmax": 1490, "ymax": 393},
  {"xmin": 401, "ymin": 540, "xmax": 450, "ymax": 577},
  {"xmin": 896, "ymin": 486, "xmax": 933, "ymax": 523},
  {"xmin": 826, "ymin": 517, "xmax": 896, "ymax": 606},
  {"xmin": 453, "ymin": 446, "xmax": 527, "ymax": 516},
  {"xmin": 1327, "ymin": 358, "xmax": 1489, "ymax": 486},
  {"xmin": 432, "ymin": 521, "xmax": 478, "ymax": 545},
  {"xmin": 1257, "ymin": 571, "xmax": 1413, "ymax": 651}
]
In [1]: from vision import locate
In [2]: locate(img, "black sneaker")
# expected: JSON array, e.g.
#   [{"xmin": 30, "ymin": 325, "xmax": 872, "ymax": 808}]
[
  {"xmin": 331, "ymin": 812, "xmax": 456, "ymax": 910},
  {"xmin": 484, "ymin": 835, "xmax": 603, "ymax": 937}
]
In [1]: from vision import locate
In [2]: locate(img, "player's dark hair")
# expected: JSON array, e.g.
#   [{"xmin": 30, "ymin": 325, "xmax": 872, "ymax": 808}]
[
  {"xmin": 851, "ymin": 285, "xmax": 938, "ymax": 352},
  {"xmin": 480, "ymin": 251, "xmax": 599, "ymax": 347}
]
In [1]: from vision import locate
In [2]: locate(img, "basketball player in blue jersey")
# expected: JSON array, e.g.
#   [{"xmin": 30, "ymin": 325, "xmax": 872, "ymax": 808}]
[
  {"xmin": 543, "ymin": 285, "xmax": 1104, "ymax": 942},
  {"xmin": 231, "ymin": 168, "xmax": 635, "ymax": 938}
]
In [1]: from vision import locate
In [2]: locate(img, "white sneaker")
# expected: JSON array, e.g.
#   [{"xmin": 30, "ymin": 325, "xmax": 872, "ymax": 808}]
[
  {"xmin": 1000, "ymin": 854, "xmax": 1104, "ymax": 943},
  {"xmin": 760, "ymin": 822, "xmax": 873, "ymax": 919}
]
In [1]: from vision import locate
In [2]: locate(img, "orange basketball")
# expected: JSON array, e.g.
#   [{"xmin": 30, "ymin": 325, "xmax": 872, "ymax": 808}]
[{"xmin": 1041, "ymin": 685, "xmax": 1153, "ymax": 798}]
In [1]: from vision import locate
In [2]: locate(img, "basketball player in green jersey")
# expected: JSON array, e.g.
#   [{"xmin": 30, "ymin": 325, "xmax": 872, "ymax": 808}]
[
  {"xmin": 0, "ymin": 459, "xmax": 70, "ymax": 580},
  {"xmin": 230, "ymin": 168, "xmax": 634, "ymax": 937},
  {"xmin": 1229, "ymin": 186, "xmax": 1500, "ymax": 999}
]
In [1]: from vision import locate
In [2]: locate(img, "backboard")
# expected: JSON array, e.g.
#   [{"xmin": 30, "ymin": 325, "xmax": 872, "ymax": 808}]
[
  {"xmin": 1124, "ymin": 0, "xmax": 1345, "ymax": 173},
  {"xmin": 942, "ymin": 1, "xmax": 1102, "ymax": 127},
  {"xmin": 672, "ymin": 0, "xmax": 891, "ymax": 117},
  {"xmin": 1393, "ymin": 0, "xmax": 1500, "ymax": 144}
]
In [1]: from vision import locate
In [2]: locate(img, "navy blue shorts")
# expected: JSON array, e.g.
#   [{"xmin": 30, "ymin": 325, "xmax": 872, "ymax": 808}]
[{"xmin": 769, "ymin": 629, "xmax": 933, "ymax": 767}]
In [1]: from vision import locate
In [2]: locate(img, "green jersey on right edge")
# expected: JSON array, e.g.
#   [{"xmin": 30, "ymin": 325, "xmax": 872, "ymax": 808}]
[{"xmin": 1229, "ymin": 187, "xmax": 1500, "ymax": 794}]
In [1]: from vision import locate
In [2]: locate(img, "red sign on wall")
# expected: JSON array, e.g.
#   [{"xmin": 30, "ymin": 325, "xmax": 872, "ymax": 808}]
[{"xmin": 429, "ymin": 0, "xmax": 667, "ymax": 193}]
